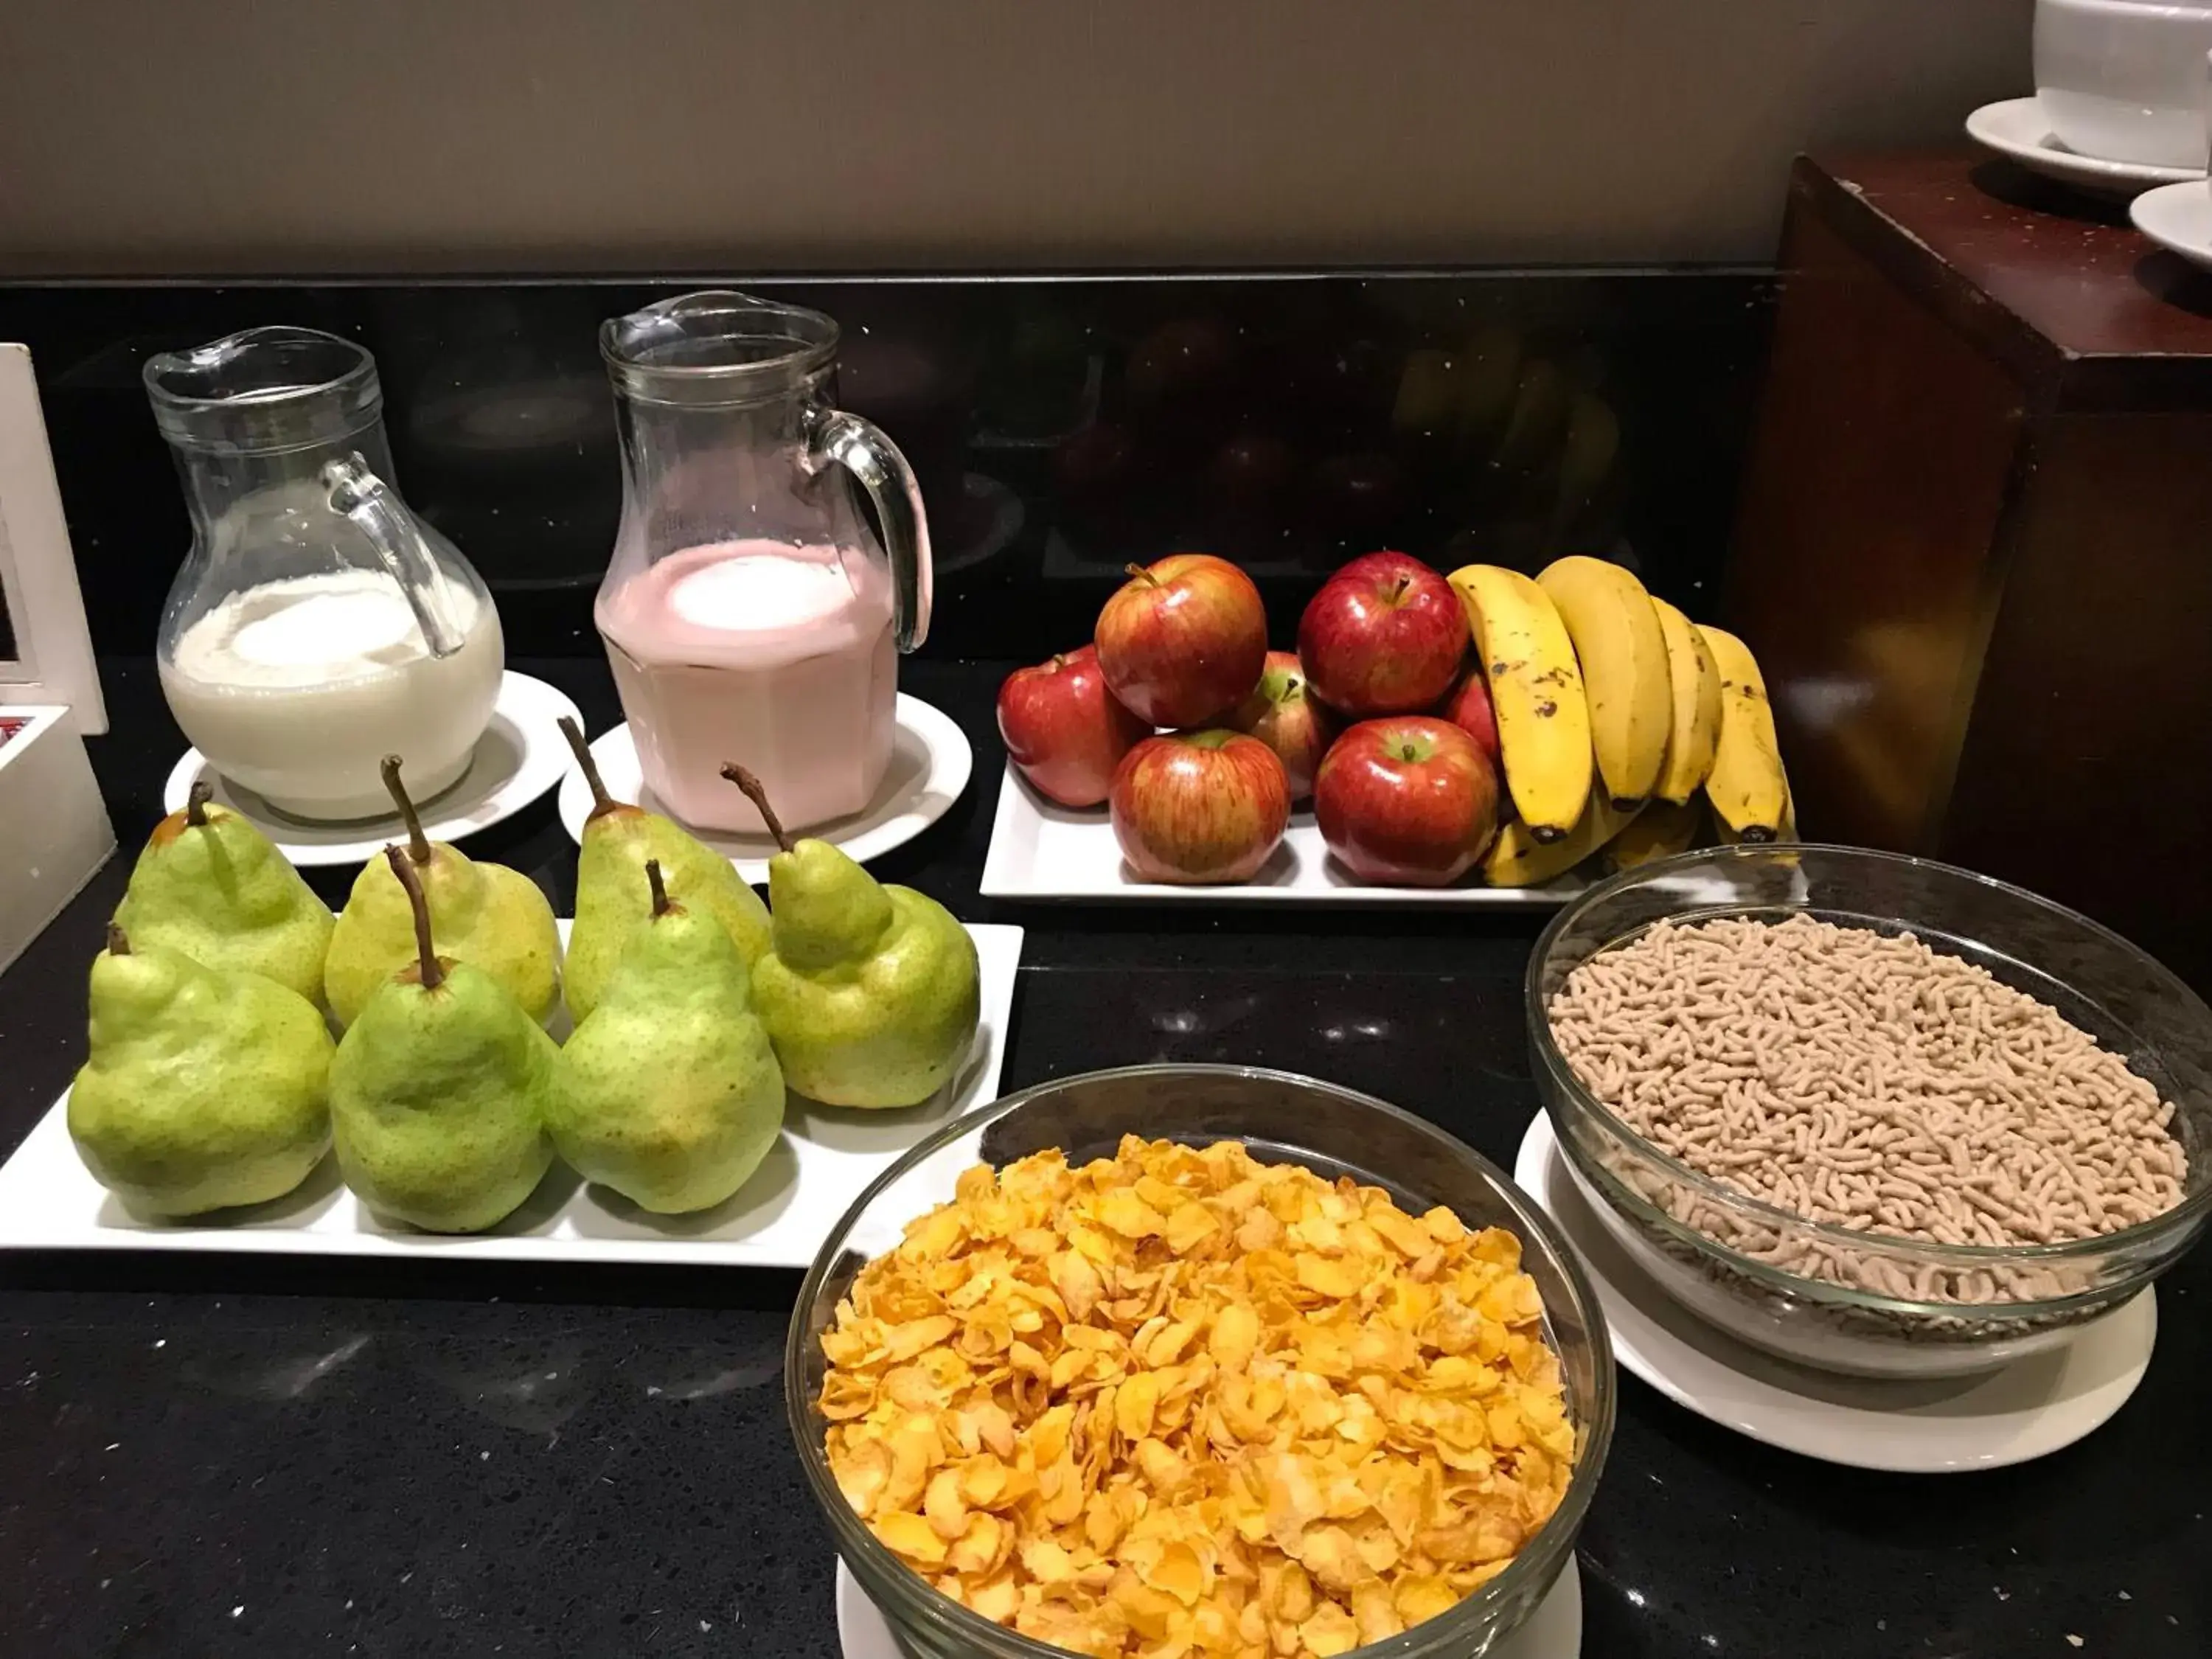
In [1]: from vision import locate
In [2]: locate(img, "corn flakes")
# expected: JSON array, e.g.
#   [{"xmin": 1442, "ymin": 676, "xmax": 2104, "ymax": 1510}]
[{"xmin": 820, "ymin": 1136, "xmax": 1578, "ymax": 1658}]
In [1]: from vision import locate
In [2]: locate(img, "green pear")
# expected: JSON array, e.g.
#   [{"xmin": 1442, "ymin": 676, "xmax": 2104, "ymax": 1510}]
[
  {"xmin": 549, "ymin": 859, "xmax": 785, "ymax": 1213},
  {"xmin": 112, "ymin": 782, "xmax": 334, "ymax": 1004},
  {"xmin": 724, "ymin": 764, "xmax": 980, "ymax": 1110},
  {"xmin": 562, "ymin": 718, "xmax": 771, "ymax": 1021},
  {"xmin": 330, "ymin": 849, "xmax": 555, "ymax": 1233},
  {"xmin": 326, "ymin": 756, "xmax": 561, "ymax": 1028},
  {"xmin": 69, "ymin": 922, "xmax": 333, "ymax": 1217}
]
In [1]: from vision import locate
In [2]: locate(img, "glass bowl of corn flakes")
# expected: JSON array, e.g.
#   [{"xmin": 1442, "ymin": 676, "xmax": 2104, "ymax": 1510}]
[{"xmin": 786, "ymin": 1062, "xmax": 1614, "ymax": 1659}]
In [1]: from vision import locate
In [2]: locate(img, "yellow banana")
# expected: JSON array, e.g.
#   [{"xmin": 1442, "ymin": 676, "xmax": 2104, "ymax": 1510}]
[
  {"xmin": 1607, "ymin": 796, "xmax": 1702, "ymax": 871},
  {"xmin": 1447, "ymin": 565, "xmax": 1592, "ymax": 842},
  {"xmin": 1649, "ymin": 597, "xmax": 1722, "ymax": 804},
  {"xmin": 1711, "ymin": 768, "xmax": 1797, "ymax": 844},
  {"xmin": 1537, "ymin": 556, "xmax": 1672, "ymax": 808},
  {"xmin": 1486, "ymin": 789, "xmax": 1641, "ymax": 887},
  {"xmin": 1698, "ymin": 625, "xmax": 1789, "ymax": 840}
]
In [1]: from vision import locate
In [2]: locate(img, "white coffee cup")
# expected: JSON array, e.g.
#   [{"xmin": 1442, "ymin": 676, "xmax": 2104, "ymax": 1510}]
[{"xmin": 2036, "ymin": 0, "xmax": 2212, "ymax": 170}]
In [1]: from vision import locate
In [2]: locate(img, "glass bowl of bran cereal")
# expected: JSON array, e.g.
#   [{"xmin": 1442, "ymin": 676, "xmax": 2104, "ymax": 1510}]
[{"xmin": 1529, "ymin": 844, "xmax": 2212, "ymax": 1379}]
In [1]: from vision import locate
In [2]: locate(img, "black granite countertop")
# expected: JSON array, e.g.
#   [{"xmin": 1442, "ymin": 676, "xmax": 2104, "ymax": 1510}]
[{"xmin": 1, "ymin": 658, "xmax": 2204, "ymax": 1659}]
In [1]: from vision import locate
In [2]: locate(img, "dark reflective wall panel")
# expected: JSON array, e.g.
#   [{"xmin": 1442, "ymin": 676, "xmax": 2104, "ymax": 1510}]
[{"xmin": 2, "ymin": 274, "xmax": 1772, "ymax": 658}]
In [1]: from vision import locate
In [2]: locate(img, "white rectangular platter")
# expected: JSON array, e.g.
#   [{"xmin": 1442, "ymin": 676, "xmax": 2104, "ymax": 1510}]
[
  {"xmin": 980, "ymin": 765, "xmax": 1584, "ymax": 908},
  {"xmin": 0, "ymin": 921, "xmax": 1022, "ymax": 1270}
]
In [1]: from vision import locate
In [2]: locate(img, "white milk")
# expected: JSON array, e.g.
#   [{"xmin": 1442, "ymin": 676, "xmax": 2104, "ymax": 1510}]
[{"xmin": 161, "ymin": 569, "xmax": 504, "ymax": 818}]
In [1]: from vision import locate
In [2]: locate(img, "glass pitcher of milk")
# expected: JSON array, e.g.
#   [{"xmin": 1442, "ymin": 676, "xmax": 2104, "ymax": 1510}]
[
  {"xmin": 596, "ymin": 291, "xmax": 931, "ymax": 835},
  {"xmin": 146, "ymin": 327, "xmax": 504, "ymax": 820}
]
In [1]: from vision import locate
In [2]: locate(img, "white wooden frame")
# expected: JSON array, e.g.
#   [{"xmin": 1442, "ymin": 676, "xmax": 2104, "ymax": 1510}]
[{"xmin": 0, "ymin": 344, "xmax": 105, "ymax": 734}]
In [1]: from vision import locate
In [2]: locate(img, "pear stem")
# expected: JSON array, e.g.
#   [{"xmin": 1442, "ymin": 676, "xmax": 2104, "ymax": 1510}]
[
  {"xmin": 720, "ymin": 763, "xmax": 793, "ymax": 852},
  {"xmin": 381, "ymin": 754, "xmax": 431, "ymax": 864},
  {"xmin": 386, "ymin": 844, "xmax": 442, "ymax": 990},
  {"xmin": 186, "ymin": 780, "xmax": 213, "ymax": 827},
  {"xmin": 559, "ymin": 717, "xmax": 618, "ymax": 819},
  {"xmin": 105, "ymin": 921, "xmax": 130, "ymax": 956},
  {"xmin": 1124, "ymin": 562, "xmax": 1158, "ymax": 586},
  {"xmin": 646, "ymin": 858, "xmax": 670, "ymax": 918}
]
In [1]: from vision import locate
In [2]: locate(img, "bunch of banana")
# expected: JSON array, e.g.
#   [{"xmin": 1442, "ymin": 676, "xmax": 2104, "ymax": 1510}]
[{"xmin": 1448, "ymin": 557, "xmax": 1793, "ymax": 884}]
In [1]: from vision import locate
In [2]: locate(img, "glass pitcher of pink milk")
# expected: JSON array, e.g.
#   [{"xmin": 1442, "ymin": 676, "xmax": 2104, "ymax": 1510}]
[{"xmin": 596, "ymin": 292, "xmax": 932, "ymax": 835}]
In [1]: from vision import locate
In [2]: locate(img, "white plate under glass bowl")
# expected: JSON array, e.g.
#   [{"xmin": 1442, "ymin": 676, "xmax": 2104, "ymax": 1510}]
[
  {"xmin": 557, "ymin": 694, "xmax": 973, "ymax": 883},
  {"xmin": 1514, "ymin": 1113, "xmax": 2156, "ymax": 1473},
  {"xmin": 1964, "ymin": 97, "xmax": 2205, "ymax": 197},
  {"xmin": 2129, "ymin": 180, "xmax": 2212, "ymax": 274},
  {"xmin": 161, "ymin": 670, "xmax": 583, "ymax": 868},
  {"xmin": 835, "ymin": 1556, "xmax": 1584, "ymax": 1659}
]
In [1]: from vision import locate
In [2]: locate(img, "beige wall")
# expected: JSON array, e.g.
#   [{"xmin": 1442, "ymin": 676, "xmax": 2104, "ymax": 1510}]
[{"xmin": 0, "ymin": 0, "xmax": 2030, "ymax": 276}]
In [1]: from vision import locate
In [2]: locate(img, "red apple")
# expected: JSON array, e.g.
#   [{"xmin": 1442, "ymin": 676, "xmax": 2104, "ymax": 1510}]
[
  {"xmin": 1296, "ymin": 551, "xmax": 1467, "ymax": 716},
  {"xmin": 1225, "ymin": 650, "xmax": 1338, "ymax": 801},
  {"xmin": 1436, "ymin": 665, "xmax": 1501, "ymax": 767},
  {"xmin": 1313, "ymin": 716, "xmax": 1500, "ymax": 886},
  {"xmin": 1109, "ymin": 731, "xmax": 1289, "ymax": 884},
  {"xmin": 998, "ymin": 645, "xmax": 1150, "ymax": 808},
  {"xmin": 1094, "ymin": 554, "xmax": 1268, "ymax": 728}
]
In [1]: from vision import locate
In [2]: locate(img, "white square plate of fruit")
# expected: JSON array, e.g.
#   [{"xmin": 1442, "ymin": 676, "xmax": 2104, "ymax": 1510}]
[
  {"xmin": 0, "ymin": 754, "xmax": 1022, "ymax": 1269},
  {"xmin": 982, "ymin": 551, "xmax": 1792, "ymax": 905}
]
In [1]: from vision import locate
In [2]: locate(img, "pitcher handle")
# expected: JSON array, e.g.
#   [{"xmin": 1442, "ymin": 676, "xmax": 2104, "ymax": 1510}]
[
  {"xmin": 807, "ymin": 410, "xmax": 933, "ymax": 653},
  {"xmin": 321, "ymin": 453, "xmax": 466, "ymax": 659}
]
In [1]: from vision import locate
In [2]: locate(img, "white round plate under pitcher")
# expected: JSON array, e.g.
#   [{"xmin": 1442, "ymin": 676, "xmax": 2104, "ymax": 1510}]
[
  {"xmin": 162, "ymin": 670, "xmax": 582, "ymax": 867},
  {"xmin": 1965, "ymin": 97, "xmax": 2205, "ymax": 197},
  {"xmin": 557, "ymin": 693, "xmax": 973, "ymax": 883},
  {"xmin": 835, "ymin": 1555, "xmax": 1584, "ymax": 1659},
  {"xmin": 1515, "ymin": 1113, "xmax": 2157, "ymax": 1473},
  {"xmin": 2130, "ymin": 180, "xmax": 2212, "ymax": 274}
]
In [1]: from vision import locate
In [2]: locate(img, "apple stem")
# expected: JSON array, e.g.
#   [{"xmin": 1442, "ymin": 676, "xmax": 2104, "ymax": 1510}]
[
  {"xmin": 646, "ymin": 858, "xmax": 671, "ymax": 917},
  {"xmin": 559, "ymin": 717, "xmax": 619, "ymax": 819},
  {"xmin": 105, "ymin": 921, "xmax": 130, "ymax": 956},
  {"xmin": 380, "ymin": 754, "xmax": 432, "ymax": 865},
  {"xmin": 1123, "ymin": 562, "xmax": 1159, "ymax": 587},
  {"xmin": 386, "ymin": 844, "xmax": 443, "ymax": 990},
  {"xmin": 720, "ymin": 762, "xmax": 794, "ymax": 852},
  {"xmin": 185, "ymin": 780, "xmax": 213, "ymax": 827},
  {"xmin": 1389, "ymin": 574, "xmax": 1411, "ymax": 604}
]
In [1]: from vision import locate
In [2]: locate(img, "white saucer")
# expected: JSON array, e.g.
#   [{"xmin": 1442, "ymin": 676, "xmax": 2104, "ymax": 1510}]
[
  {"xmin": 835, "ymin": 1555, "xmax": 1582, "ymax": 1658},
  {"xmin": 161, "ymin": 671, "xmax": 583, "ymax": 868},
  {"xmin": 1514, "ymin": 1113, "xmax": 2157, "ymax": 1473},
  {"xmin": 1966, "ymin": 98, "xmax": 2205, "ymax": 198},
  {"xmin": 557, "ymin": 693, "xmax": 973, "ymax": 883},
  {"xmin": 2130, "ymin": 180, "xmax": 2212, "ymax": 274}
]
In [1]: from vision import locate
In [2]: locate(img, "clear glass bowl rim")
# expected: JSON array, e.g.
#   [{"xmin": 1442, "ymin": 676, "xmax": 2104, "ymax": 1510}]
[
  {"xmin": 785, "ymin": 1060, "xmax": 1617, "ymax": 1659},
  {"xmin": 1526, "ymin": 843, "xmax": 2212, "ymax": 1277}
]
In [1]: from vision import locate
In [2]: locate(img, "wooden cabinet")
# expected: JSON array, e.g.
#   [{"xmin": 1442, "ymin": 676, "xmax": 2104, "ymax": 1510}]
[{"xmin": 1730, "ymin": 153, "xmax": 2212, "ymax": 989}]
